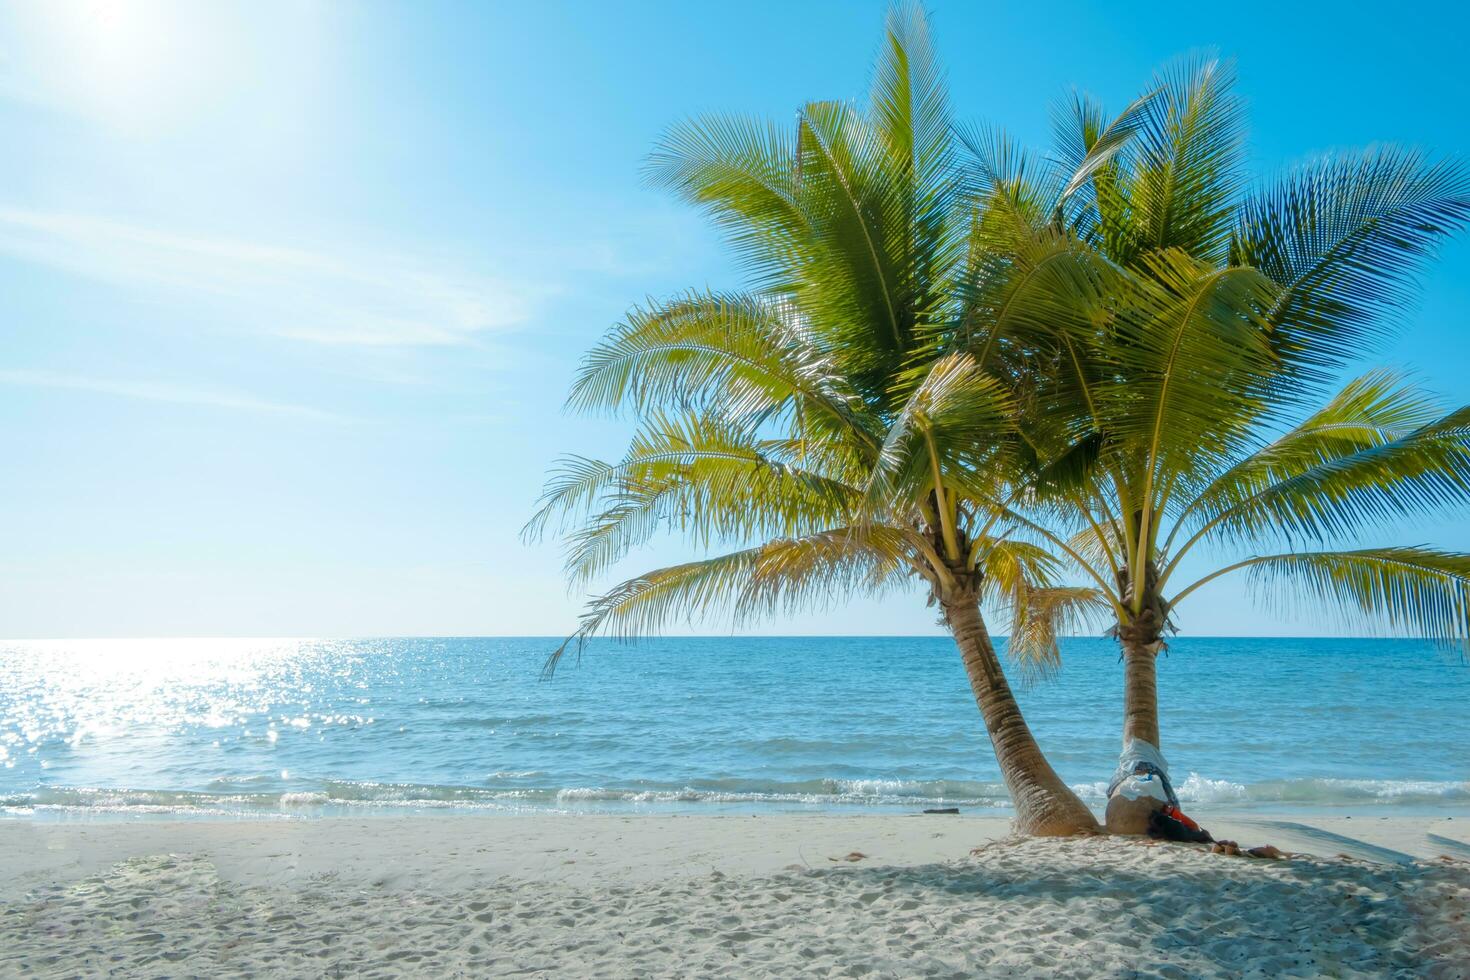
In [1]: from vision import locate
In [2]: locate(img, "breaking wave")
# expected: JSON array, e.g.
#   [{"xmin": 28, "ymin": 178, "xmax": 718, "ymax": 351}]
[{"xmin": 5, "ymin": 774, "xmax": 1467, "ymax": 817}]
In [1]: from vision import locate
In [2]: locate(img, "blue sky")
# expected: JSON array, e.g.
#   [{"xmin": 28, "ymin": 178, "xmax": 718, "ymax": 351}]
[{"xmin": 2, "ymin": 0, "xmax": 1467, "ymax": 638}]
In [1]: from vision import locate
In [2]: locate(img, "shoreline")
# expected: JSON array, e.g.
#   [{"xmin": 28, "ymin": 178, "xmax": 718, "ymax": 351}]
[
  {"xmin": 5, "ymin": 812, "xmax": 1469, "ymax": 976},
  {"xmin": 6, "ymin": 779, "xmax": 1467, "ymax": 819}
]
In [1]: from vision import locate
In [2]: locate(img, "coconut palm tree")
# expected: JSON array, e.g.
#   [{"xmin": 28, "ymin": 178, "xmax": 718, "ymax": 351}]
[
  {"xmin": 526, "ymin": 4, "xmax": 1105, "ymax": 836},
  {"xmin": 948, "ymin": 58, "xmax": 1470, "ymax": 789}
]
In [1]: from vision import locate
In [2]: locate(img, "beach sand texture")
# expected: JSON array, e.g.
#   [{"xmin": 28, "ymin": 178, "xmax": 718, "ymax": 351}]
[{"xmin": 2, "ymin": 814, "xmax": 1467, "ymax": 978}]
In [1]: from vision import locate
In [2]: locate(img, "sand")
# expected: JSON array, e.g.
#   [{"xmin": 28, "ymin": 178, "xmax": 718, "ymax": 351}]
[{"xmin": 2, "ymin": 812, "xmax": 1467, "ymax": 977}]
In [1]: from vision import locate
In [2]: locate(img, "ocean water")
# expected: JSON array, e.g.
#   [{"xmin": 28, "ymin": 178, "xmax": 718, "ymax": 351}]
[{"xmin": 1, "ymin": 636, "xmax": 1466, "ymax": 819}]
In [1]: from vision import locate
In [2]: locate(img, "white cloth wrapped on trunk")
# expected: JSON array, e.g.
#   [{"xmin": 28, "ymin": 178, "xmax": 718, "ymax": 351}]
[{"xmin": 1106, "ymin": 738, "xmax": 1178, "ymax": 807}]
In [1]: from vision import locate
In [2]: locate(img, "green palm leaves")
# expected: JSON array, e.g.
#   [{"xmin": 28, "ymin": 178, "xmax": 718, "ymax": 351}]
[
  {"xmin": 521, "ymin": 5, "xmax": 915, "ymax": 628},
  {"xmin": 532, "ymin": 2, "xmax": 1470, "ymax": 773},
  {"xmin": 1235, "ymin": 150, "xmax": 1470, "ymax": 382},
  {"xmin": 1016, "ymin": 59, "xmax": 1470, "ymax": 654},
  {"xmin": 1169, "ymin": 372, "xmax": 1470, "ymax": 554},
  {"xmin": 529, "ymin": 4, "xmax": 1082, "ymax": 681},
  {"xmin": 1156, "ymin": 372, "xmax": 1470, "ymax": 634},
  {"xmin": 1235, "ymin": 548, "xmax": 1470, "ymax": 644},
  {"xmin": 947, "ymin": 49, "xmax": 1470, "ymax": 765}
]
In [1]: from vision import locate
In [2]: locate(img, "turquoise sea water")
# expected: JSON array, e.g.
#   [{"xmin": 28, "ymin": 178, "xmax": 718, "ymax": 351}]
[{"xmin": 1, "ymin": 637, "xmax": 1466, "ymax": 818}]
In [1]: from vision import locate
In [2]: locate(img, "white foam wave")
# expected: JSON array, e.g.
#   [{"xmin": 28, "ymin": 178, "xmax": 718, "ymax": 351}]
[
  {"xmin": 1073, "ymin": 773, "xmax": 1465, "ymax": 806},
  {"xmin": 6, "ymin": 775, "xmax": 1467, "ymax": 817},
  {"xmin": 1247, "ymin": 777, "xmax": 1470, "ymax": 804},
  {"xmin": 278, "ymin": 792, "xmax": 329, "ymax": 807},
  {"xmin": 1174, "ymin": 772, "xmax": 1249, "ymax": 804}
]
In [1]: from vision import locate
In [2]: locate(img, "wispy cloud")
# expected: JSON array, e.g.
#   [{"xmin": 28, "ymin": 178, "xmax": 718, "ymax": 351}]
[
  {"xmin": 0, "ymin": 369, "xmax": 346, "ymax": 421},
  {"xmin": 0, "ymin": 207, "xmax": 539, "ymax": 347}
]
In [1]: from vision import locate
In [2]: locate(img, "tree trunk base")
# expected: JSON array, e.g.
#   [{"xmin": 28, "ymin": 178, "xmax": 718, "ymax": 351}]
[
  {"xmin": 1104, "ymin": 793, "xmax": 1163, "ymax": 836},
  {"xmin": 1014, "ymin": 805, "xmax": 1102, "ymax": 837}
]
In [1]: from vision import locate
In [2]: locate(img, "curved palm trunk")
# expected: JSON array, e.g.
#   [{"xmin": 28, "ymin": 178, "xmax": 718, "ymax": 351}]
[
  {"xmin": 944, "ymin": 595, "xmax": 1099, "ymax": 836},
  {"xmin": 1120, "ymin": 638, "xmax": 1161, "ymax": 748}
]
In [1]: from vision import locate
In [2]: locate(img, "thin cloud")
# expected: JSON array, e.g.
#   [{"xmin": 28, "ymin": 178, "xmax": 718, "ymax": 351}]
[
  {"xmin": 0, "ymin": 207, "xmax": 537, "ymax": 347},
  {"xmin": 0, "ymin": 369, "xmax": 347, "ymax": 421}
]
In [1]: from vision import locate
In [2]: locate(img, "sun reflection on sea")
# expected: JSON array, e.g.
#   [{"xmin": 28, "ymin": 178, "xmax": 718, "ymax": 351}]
[{"xmin": 0, "ymin": 639, "xmax": 374, "ymax": 801}]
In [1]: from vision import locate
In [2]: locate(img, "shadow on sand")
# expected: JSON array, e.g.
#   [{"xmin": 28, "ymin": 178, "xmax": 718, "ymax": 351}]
[{"xmin": 793, "ymin": 839, "xmax": 1462, "ymax": 977}]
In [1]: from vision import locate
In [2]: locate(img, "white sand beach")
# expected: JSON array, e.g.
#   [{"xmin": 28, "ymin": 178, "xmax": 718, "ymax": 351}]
[{"xmin": 3, "ymin": 812, "xmax": 1467, "ymax": 978}]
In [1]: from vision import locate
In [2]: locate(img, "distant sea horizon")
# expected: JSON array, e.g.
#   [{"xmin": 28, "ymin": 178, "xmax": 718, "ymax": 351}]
[
  {"xmin": 3, "ymin": 636, "xmax": 1466, "ymax": 819},
  {"xmin": 3, "ymin": 633, "xmax": 1445, "ymax": 640}
]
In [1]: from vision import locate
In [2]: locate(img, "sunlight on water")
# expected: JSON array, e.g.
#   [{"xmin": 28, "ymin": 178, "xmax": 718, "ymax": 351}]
[
  {"xmin": 5, "ymin": 638, "xmax": 362, "ymax": 746},
  {"xmin": 1, "ymin": 639, "xmax": 378, "ymax": 811},
  {"xmin": 2, "ymin": 637, "xmax": 1467, "ymax": 818}
]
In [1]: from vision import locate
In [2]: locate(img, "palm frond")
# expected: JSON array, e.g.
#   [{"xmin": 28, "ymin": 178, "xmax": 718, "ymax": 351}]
[
  {"xmin": 567, "ymin": 291, "xmax": 880, "ymax": 450},
  {"xmin": 545, "ymin": 548, "xmax": 766, "ymax": 677},
  {"xmin": 866, "ymin": 353, "xmax": 1013, "ymax": 509},
  {"xmin": 946, "ymin": 224, "xmax": 1113, "ymax": 442},
  {"xmin": 1101, "ymin": 250, "xmax": 1282, "ymax": 483},
  {"xmin": 645, "ymin": 113, "xmax": 806, "ymax": 287},
  {"xmin": 1004, "ymin": 585, "xmax": 1112, "ymax": 682},
  {"xmin": 1049, "ymin": 89, "xmax": 1136, "ymax": 249},
  {"xmin": 795, "ymin": 98, "xmax": 914, "ymax": 381},
  {"xmin": 526, "ymin": 412, "xmax": 864, "ymax": 583},
  {"xmin": 544, "ymin": 525, "xmax": 914, "ymax": 677},
  {"xmin": 954, "ymin": 123, "xmax": 1063, "ymax": 226},
  {"xmin": 1124, "ymin": 55, "xmax": 1246, "ymax": 262},
  {"xmin": 870, "ymin": 2, "xmax": 952, "ymax": 199},
  {"xmin": 1233, "ymin": 148, "xmax": 1470, "ymax": 382},
  {"xmin": 1230, "ymin": 547, "xmax": 1470, "ymax": 649},
  {"xmin": 1171, "ymin": 369, "xmax": 1435, "ymax": 517},
  {"xmin": 1064, "ymin": 519, "xmax": 1125, "ymax": 580},
  {"xmin": 947, "ymin": 209, "xmax": 1110, "ymax": 355},
  {"xmin": 1056, "ymin": 87, "xmax": 1159, "ymax": 207},
  {"xmin": 737, "ymin": 524, "xmax": 917, "ymax": 616},
  {"xmin": 975, "ymin": 537, "xmax": 1064, "ymax": 591},
  {"xmin": 1173, "ymin": 373, "xmax": 1470, "ymax": 550}
]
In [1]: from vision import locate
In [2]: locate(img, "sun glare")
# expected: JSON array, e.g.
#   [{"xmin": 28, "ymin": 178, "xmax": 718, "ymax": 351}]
[
  {"xmin": 55, "ymin": 1, "xmax": 162, "ymax": 73},
  {"xmin": 33, "ymin": 2, "xmax": 175, "ymax": 119},
  {"xmin": 11, "ymin": 1, "xmax": 253, "ymax": 131}
]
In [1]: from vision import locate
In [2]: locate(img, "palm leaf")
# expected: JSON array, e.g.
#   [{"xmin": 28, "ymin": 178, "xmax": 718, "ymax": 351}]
[
  {"xmin": 1171, "ymin": 373, "xmax": 1470, "ymax": 551},
  {"xmin": 866, "ymin": 353, "xmax": 1013, "ymax": 510},
  {"xmin": 567, "ymin": 291, "xmax": 881, "ymax": 452},
  {"xmin": 1101, "ymin": 250, "xmax": 1282, "ymax": 486},
  {"xmin": 528, "ymin": 412, "xmax": 864, "ymax": 583},
  {"xmin": 1005, "ymin": 585, "xmax": 1111, "ymax": 682},
  {"xmin": 795, "ymin": 99, "xmax": 913, "ymax": 379},
  {"xmin": 645, "ymin": 113, "xmax": 807, "ymax": 288},
  {"xmin": 1124, "ymin": 55, "xmax": 1246, "ymax": 262},
  {"xmin": 1049, "ymin": 90, "xmax": 1135, "ymax": 251},
  {"xmin": 1233, "ymin": 148, "xmax": 1470, "ymax": 382},
  {"xmin": 1231, "ymin": 547, "xmax": 1470, "ymax": 648},
  {"xmin": 870, "ymin": 2, "xmax": 953, "ymax": 203},
  {"xmin": 544, "ymin": 525, "xmax": 913, "ymax": 677},
  {"xmin": 1056, "ymin": 88, "xmax": 1160, "ymax": 207}
]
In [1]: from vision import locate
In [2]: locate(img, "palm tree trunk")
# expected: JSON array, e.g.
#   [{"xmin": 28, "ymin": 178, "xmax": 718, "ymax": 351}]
[
  {"xmin": 1114, "ymin": 554, "xmax": 1166, "ymax": 750},
  {"xmin": 944, "ymin": 595, "xmax": 1099, "ymax": 836},
  {"xmin": 1120, "ymin": 637, "xmax": 1161, "ymax": 748}
]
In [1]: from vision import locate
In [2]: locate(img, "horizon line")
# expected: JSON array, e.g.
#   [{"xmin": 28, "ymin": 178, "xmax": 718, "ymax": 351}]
[{"xmin": 1, "ymin": 634, "xmax": 1451, "ymax": 643}]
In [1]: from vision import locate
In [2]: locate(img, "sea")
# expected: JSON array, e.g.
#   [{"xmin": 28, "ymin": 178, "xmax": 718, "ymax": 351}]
[{"xmin": 2, "ymin": 636, "xmax": 1466, "ymax": 819}]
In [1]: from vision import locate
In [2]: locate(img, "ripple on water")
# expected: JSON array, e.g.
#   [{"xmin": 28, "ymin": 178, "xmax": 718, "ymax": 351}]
[{"xmin": 2, "ymin": 636, "xmax": 1468, "ymax": 816}]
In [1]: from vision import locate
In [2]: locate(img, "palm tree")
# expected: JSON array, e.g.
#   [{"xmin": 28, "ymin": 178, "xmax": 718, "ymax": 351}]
[
  {"xmin": 526, "ymin": 5, "xmax": 1102, "ymax": 836},
  {"xmin": 950, "ymin": 57, "xmax": 1470, "ymax": 822},
  {"xmin": 1052, "ymin": 367, "xmax": 1470, "ymax": 753}
]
